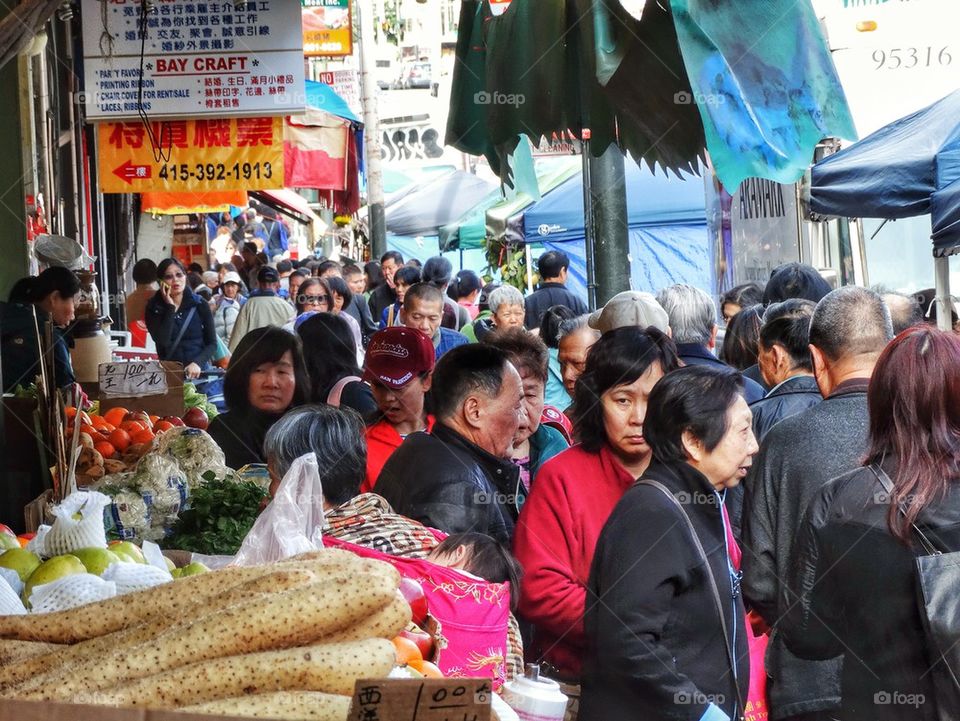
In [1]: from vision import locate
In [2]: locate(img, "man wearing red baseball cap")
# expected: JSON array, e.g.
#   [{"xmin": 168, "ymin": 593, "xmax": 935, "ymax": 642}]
[{"xmin": 362, "ymin": 326, "xmax": 436, "ymax": 491}]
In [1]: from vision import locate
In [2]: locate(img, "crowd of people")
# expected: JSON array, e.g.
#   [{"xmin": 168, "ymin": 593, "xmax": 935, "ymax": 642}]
[{"xmin": 3, "ymin": 237, "xmax": 959, "ymax": 721}]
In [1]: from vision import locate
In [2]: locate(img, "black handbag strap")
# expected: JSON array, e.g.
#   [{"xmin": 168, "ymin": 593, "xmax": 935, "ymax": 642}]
[
  {"xmin": 637, "ymin": 480, "xmax": 746, "ymax": 721},
  {"xmin": 869, "ymin": 463, "xmax": 942, "ymax": 556},
  {"xmin": 168, "ymin": 306, "xmax": 197, "ymax": 359}
]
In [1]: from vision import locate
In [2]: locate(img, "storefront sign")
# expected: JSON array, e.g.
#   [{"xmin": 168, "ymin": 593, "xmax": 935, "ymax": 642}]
[
  {"xmin": 303, "ymin": 0, "xmax": 353, "ymax": 57},
  {"xmin": 97, "ymin": 117, "xmax": 284, "ymax": 193},
  {"xmin": 81, "ymin": 0, "xmax": 305, "ymax": 121},
  {"xmin": 317, "ymin": 69, "xmax": 361, "ymax": 115}
]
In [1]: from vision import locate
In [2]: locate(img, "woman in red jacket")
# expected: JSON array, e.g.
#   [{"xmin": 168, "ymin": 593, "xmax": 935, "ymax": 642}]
[{"xmin": 512, "ymin": 326, "xmax": 679, "ymax": 708}]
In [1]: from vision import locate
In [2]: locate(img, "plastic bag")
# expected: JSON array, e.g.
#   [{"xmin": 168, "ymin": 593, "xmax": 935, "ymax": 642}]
[
  {"xmin": 43, "ymin": 491, "xmax": 112, "ymax": 557},
  {"xmin": 101, "ymin": 562, "xmax": 172, "ymax": 595},
  {"xmin": 29, "ymin": 574, "xmax": 116, "ymax": 614},
  {"xmin": 156, "ymin": 427, "xmax": 228, "ymax": 483},
  {"xmin": 232, "ymin": 453, "xmax": 326, "ymax": 566},
  {"xmin": 0, "ymin": 574, "xmax": 25, "ymax": 615}
]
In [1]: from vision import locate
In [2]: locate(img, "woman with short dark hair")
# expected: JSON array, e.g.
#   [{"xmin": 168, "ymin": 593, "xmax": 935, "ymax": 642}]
[
  {"xmin": 1, "ymin": 267, "xmax": 80, "ymax": 392},
  {"xmin": 207, "ymin": 326, "xmax": 310, "ymax": 469},
  {"xmin": 538, "ymin": 305, "xmax": 577, "ymax": 409},
  {"xmin": 581, "ymin": 364, "xmax": 757, "ymax": 721},
  {"xmin": 783, "ymin": 325, "xmax": 960, "ymax": 720},
  {"xmin": 325, "ymin": 275, "xmax": 364, "ymax": 360},
  {"xmin": 513, "ymin": 327, "xmax": 680, "ymax": 696},
  {"xmin": 145, "ymin": 258, "xmax": 217, "ymax": 379}
]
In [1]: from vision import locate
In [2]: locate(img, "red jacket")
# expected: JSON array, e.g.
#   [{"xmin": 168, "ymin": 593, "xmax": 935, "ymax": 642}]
[
  {"xmin": 363, "ymin": 415, "xmax": 435, "ymax": 493},
  {"xmin": 512, "ymin": 443, "xmax": 635, "ymax": 679}
]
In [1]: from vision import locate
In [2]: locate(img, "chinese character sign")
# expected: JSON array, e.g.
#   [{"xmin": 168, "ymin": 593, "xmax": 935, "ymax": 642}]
[
  {"xmin": 302, "ymin": 0, "xmax": 353, "ymax": 57},
  {"xmin": 81, "ymin": 0, "xmax": 306, "ymax": 121},
  {"xmin": 97, "ymin": 117, "xmax": 284, "ymax": 193}
]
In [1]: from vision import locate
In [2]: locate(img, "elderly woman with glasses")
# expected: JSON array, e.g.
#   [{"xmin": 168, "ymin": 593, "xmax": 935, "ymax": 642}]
[{"xmin": 145, "ymin": 257, "xmax": 217, "ymax": 379}]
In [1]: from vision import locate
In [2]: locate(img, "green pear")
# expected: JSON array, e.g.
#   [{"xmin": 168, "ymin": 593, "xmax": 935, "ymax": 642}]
[
  {"xmin": 0, "ymin": 534, "xmax": 20, "ymax": 551},
  {"xmin": 108, "ymin": 541, "xmax": 146, "ymax": 563},
  {"xmin": 0, "ymin": 548, "xmax": 41, "ymax": 582},
  {"xmin": 22, "ymin": 555, "xmax": 86, "ymax": 608},
  {"xmin": 170, "ymin": 568, "xmax": 182, "ymax": 579},
  {"xmin": 178, "ymin": 562, "xmax": 209, "ymax": 577},
  {"xmin": 70, "ymin": 547, "xmax": 121, "ymax": 576}
]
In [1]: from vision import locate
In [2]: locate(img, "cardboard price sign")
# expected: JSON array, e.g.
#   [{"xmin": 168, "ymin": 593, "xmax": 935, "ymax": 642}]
[
  {"xmin": 98, "ymin": 117, "xmax": 284, "ymax": 194},
  {"xmin": 349, "ymin": 678, "xmax": 492, "ymax": 721},
  {"xmin": 99, "ymin": 361, "xmax": 170, "ymax": 398}
]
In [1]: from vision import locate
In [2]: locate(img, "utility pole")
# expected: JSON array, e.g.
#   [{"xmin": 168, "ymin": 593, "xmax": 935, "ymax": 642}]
[
  {"xmin": 590, "ymin": 145, "xmax": 630, "ymax": 306},
  {"xmin": 357, "ymin": 0, "xmax": 387, "ymax": 259}
]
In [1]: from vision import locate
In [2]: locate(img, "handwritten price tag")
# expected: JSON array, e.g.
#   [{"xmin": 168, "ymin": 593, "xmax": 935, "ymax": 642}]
[
  {"xmin": 98, "ymin": 362, "xmax": 170, "ymax": 399},
  {"xmin": 350, "ymin": 678, "xmax": 491, "ymax": 721}
]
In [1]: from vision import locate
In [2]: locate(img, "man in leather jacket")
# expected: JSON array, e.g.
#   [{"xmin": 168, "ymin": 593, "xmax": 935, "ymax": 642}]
[{"xmin": 374, "ymin": 343, "xmax": 525, "ymax": 544}]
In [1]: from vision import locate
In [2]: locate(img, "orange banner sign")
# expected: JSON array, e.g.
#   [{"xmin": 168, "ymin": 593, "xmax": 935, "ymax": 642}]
[{"xmin": 98, "ymin": 117, "xmax": 284, "ymax": 194}]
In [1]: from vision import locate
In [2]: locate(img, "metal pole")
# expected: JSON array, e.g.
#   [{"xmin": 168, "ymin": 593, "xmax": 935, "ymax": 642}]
[
  {"xmin": 934, "ymin": 254, "xmax": 953, "ymax": 332},
  {"xmin": 590, "ymin": 145, "xmax": 630, "ymax": 305},
  {"xmin": 357, "ymin": 0, "xmax": 387, "ymax": 259},
  {"xmin": 581, "ymin": 129, "xmax": 597, "ymax": 310}
]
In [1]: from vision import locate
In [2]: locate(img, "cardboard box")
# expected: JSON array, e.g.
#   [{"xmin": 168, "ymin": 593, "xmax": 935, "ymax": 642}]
[{"xmin": 98, "ymin": 361, "xmax": 185, "ymax": 418}]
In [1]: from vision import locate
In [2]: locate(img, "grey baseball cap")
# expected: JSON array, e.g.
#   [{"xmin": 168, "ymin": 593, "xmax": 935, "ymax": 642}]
[{"xmin": 588, "ymin": 291, "xmax": 670, "ymax": 334}]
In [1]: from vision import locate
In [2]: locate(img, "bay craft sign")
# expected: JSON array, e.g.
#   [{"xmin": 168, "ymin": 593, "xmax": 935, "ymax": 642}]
[{"xmin": 80, "ymin": 0, "xmax": 306, "ymax": 121}]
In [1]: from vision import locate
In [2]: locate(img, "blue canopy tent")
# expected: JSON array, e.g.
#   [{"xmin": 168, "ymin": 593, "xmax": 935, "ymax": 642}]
[
  {"xmin": 521, "ymin": 162, "xmax": 710, "ymax": 299},
  {"xmin": 809, "ymin": 89, "xmax": 960, "ymax": 328}
]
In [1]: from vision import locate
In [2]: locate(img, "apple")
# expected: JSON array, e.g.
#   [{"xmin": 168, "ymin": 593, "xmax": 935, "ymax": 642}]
[
  {"xmin": 178, "ymin": 561, "xmax": 209, "ymax": 577},
  {"xmin": 182, "ymin": 408, "xmax": 209, "ymax": 430},
  {"xmin": 398, "ymin": 578, "xmax": 429, "ymax": 627},
  {"xmin": 108, "ymin": 540, "xmax": 146, "ymax": 563},
  {"xmin": 0, "ymin": 524, "xmax": 16, "ymax": 538},
  {"xmin": 398, "ymin": 622, "xmax": 435, "ymax": 660},
  {"xmin": 0, "ymin": 535, "xmax": 20, "ymax": 551},
  {"xmin": 22, "ymin": 554, "xmax": 86, "ymax": 607},
  {"xmin": 0, "ymin": 548, "xmax": 41, "ymax": 581},
  {"xmin": 124, "ymin": 411, "xmax": 153, "ymax": 429},
  {"xmin": 70, "ymin": 547, "xmax": 121, "ymax": 576},
  {"xmin": 161, "ymin": 416, "xmax": 186, "ymax": 427}
]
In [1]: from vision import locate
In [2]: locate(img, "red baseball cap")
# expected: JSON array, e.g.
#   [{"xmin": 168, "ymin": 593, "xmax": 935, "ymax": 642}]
[{"xmin": 363, "ymin": 327, "xmax": 436, "ymax": 389}]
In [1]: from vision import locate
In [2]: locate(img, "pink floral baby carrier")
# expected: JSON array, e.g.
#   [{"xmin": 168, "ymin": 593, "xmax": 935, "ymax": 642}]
[{"xmin": 323, "ymin": 536, "xmax": 513, "ymax": 690}]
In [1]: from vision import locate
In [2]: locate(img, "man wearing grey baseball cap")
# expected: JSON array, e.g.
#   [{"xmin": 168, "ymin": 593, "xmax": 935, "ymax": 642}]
[{"xmin": 587, "ymin": 291, "xmax": 671, "ymax": 335}]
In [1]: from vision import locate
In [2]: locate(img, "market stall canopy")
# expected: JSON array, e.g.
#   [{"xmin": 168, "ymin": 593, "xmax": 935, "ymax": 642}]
[
  {"xmin": 251, "ymin": 189, "xmax": 319, "ymax": 224},
  {"xmin": 931, "ymin": 178, "xmax": 960, "ymax": 256},
  {"xmin": 809, "ymin": 89, "xmax": 960, "ymax": 254},
  {"xmin": 304, "ymin": 80, "xmax": 361, "ymax": 125},
  {"xmin": 385, "ymin": 171, "xmax": 495, "ymax": 237},
  {"xmin": 440, "ymin": 158, "xmax": 579, "ymax": 251},
  {"xmin": 447, "ymin": 0, "xmax": 855, "ymax": 191},
  {"xmin": 523, "ymin": 161, "xmax": 710, "ymax": 296},
  {"xmin": 141, "ymin": 191, "xmax": 248, "ymax": 215}
]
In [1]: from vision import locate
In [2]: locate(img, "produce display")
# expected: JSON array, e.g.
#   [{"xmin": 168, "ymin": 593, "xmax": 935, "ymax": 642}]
[{"xmin": 0, "ymin": 549, "xmax": 412, "ymax": 721}]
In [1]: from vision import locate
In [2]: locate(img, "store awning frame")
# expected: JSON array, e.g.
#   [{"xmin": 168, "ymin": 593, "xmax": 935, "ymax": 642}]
[{"xmin": 251, "ymin": 189, "xmax": 319, "ymax": 225}]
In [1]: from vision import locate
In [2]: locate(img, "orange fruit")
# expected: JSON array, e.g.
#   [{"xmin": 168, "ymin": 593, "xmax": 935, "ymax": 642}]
[
  {"xmin": 149, "ymin": 415, "xmax": 160, "ymax": 425},
  {"xmin": 80, "ymin": 423, "xmax": 98, "ymax": 437},
  {"xmin": 391, "ymin": 636, "xmax": 423, "ymax": 665},
  {"xmin": 108, "ymin": 429, "xmax": 131, "ymax": 453},
  {"xmin": 91, "ymin": 417, "xmax": 114, "ymax": 432},
  {"xmin": 103, "ymin": 407, "xmax": 128, "ymax": 428},
  {"xmin": 408, "ymin": 659, "xmax": 443, "ymax": 678},
  {"xmin": 120, "ymin": 420, "xmax": 146, "ymax": 434},
  {"xmin": 130, "ymin": 429, "xmax": 155, "ymax": 445},
  {"xmin": 94, "ymin": 441, "xmax": 116, "ymax": 459},
  {"xmin": 154, "ymin": 420, "xmax": 175, "ymax": 433},
  {"xmin": 65, "ymin": 406, "xmax": 78, "ymax": 420}
]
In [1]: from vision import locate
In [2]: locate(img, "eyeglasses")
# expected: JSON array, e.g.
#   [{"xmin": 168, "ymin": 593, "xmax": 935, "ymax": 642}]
[{"xmin": 300, "ymin": 294, "xmax": 330, "ymax": 305}]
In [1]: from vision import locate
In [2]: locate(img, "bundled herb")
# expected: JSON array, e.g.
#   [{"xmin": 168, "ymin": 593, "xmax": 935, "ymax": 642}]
[{"xmin": 162, "ymin": 472, "xmax": 267, "ymax": 555}]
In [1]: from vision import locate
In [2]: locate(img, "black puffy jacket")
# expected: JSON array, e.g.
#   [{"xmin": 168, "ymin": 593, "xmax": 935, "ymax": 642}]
[
  {"xmin": 374, "ymin": 423, "xmax": 518, "ymax": 544},
  {"xmin": 581, "ymin": 460, "xmax": 750, "ymax": 721},
  {"xmin": 749, "ymin": 374, "xmax": 822, "ymax": 442},
  {"xmin": 783, "ymin": 462, "xmax": 960, "ymax": 721}
]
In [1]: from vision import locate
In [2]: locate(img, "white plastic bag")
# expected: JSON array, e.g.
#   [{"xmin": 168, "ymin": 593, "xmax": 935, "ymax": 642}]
[
  {"xmin": 44, "ymin": 491, "xmax": 111, "ymax": 556},
  {"xmin": 0, "ymin": 567, "xmax": 23, "ymax": 598},
  {"xmin": 28, "ymin": 573, "xmax": 116, "ymax": 614},
  {"xmin": 232, "ymin": 453, "xmax": 327, "ymax": 566},
  {"xmin": 101, "ymin": 561, "xmax": 172, "ymax": 595},
  {"xmin": 0, "ymin": 574, "xmax": 26, "ymax": 615}
]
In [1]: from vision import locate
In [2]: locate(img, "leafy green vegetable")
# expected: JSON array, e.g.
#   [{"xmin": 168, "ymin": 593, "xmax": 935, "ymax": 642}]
[
  {"xmin": 183, "ymin": 382, "xmax": 219, "ymax": 418},
  {"xmin": 161, "ymin": 472, "xmax": 267, "ymax": 555}
]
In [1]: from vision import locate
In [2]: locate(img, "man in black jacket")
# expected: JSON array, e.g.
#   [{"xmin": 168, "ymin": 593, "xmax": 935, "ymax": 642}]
[
  {"xmin": 523, "ymin": 250, "xmax": 587, "ymax": 330},
  {"xmin": 374, "ymin": 343, "xmax": 524, "ymax": 544},
  {"xmin": 368, "ymin": 250, "xmax": 403, "ymax": 321},
  {"xmin": 742, "ymin": 287, "xmax": 894, "ymax": 721}
]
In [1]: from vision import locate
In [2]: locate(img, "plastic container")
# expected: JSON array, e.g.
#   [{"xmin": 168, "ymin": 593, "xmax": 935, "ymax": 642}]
[{"xmin": 501, "ymin": 664, "xmax": 568, "ymax": 721}]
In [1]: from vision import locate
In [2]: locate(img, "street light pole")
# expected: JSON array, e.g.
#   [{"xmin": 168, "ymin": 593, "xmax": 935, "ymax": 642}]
[{"xmin": 357, "ymin": 0, "xmax": 387, "ymax": 259}]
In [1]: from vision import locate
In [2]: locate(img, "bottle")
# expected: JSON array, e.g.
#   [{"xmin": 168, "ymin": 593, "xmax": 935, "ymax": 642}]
[{"xmin": 501, "ymin": 664, "xmax": 568, "ymax": 721}]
